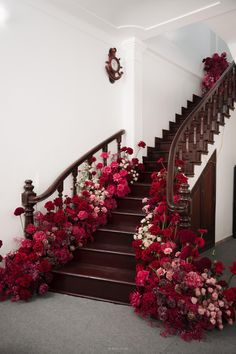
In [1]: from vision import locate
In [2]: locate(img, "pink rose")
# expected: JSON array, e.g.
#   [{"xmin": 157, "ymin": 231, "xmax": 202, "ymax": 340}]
[
  {"xmin": 163, "ymin": 247, "xmax": 173, "ymax": 255},
  {"xmin": 156, "ymin": 267, "xmax": 166, "ymax": 277},
  {"xmin": 78, "ymin": 211, "xmax": 89, "ymax": 220},
  {"xmin": 191, "ymin": 297, "xmax": 198, "ymax": 304}
]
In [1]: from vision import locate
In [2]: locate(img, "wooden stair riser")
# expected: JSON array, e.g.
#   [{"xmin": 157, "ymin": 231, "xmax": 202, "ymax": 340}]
[
  {"xmin": 94, "ymin": 229, "xmax": 134, "ymax": 248},
  {"xmin": 129, "ymin": 183, "xmax": 151, "ymax": 197},
  {"xmin": 50, "ymin": 273, "xmax": 135, "ymax": 304},
  {"xmin": 73, "ymin": 249, "xmax": 136, "ymax": 269},
  {"xmin": 109, "ymin": 211, "xmax": 144, "ymax": 228},
  {"xmin": 138, "ymin": 171, "xmax": 153, "ymax": 183},
  {"xmin": 117, "ymin": 197, "xmax": 144, "ymax": 211}
]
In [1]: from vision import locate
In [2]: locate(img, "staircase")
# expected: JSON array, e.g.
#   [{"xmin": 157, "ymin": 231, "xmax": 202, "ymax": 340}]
[
  {"xmin": 22, "ymin": 62, "xmax": 236, "ymax": 305},
  {"xmin": 49, "ymin": 94, "xmax": 206, "ymax": 304}
]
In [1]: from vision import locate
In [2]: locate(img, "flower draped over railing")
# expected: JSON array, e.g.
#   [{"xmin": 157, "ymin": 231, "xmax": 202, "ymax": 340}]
[
  {"xmin": 202, "ymin": 52, "xmax": 229, "ymax": 94},
  {"xmin": 0, "ymin": 144, "xmax": 145, "ymax": 302},
  {"xmin": 130, "ymin": 161, "xmax": 236, "ymax": 341}
]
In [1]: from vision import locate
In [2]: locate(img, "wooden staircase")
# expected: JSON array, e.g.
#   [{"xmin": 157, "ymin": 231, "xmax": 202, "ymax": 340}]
[
  {"xmin": 22, "ymin": 62, "xmax": 236, "ymax": 305},
  {"xmin": 49, "ymin": 94, "xmax": 206, "ymax": 304}
]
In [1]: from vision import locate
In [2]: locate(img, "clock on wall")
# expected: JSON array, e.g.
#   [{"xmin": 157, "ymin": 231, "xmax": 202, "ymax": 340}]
[{"xmin": 105, "ymin": 48, "xmax": 123, "ymax": 83}]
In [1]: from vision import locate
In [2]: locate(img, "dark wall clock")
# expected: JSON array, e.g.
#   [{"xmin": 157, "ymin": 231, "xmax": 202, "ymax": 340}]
[{"xmin": 105, "ymin": 48, "xmax": 123, "ymax": 83}]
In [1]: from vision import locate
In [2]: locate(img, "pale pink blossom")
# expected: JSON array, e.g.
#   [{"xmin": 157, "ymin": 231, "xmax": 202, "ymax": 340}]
[
  {"xmin": 156, "ymin": 267, "xmax": 166, "ymax": 277},
  {"xmin": 191, "ymin": 297, "xmax": 198, "ymax": 304}
]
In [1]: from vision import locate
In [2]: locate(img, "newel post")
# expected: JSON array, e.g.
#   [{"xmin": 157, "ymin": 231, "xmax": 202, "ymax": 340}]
[
  {"xmin": 21, "ymin": 180, "xmax": 37, "ymax": 238},
  {"xmin": 178, "ymin": 182, "xmax": 191, "ymax": 229}
]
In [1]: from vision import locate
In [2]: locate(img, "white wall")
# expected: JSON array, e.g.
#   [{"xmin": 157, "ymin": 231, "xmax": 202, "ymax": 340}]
[
  {"xmin": 142, "ymin": 23, "xmax": 232, "ymax": 147},
  {"xmin": 0, "ymin": 0, "xmax": 125, "ymax": 254}
]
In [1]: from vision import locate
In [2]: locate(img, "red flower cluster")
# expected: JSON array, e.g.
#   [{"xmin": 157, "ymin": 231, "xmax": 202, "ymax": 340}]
[
  {"xmin": 0, "ymin": 145, "xmax": 143, "ymax": 301},
  {"xmin": 131, "ymin": 162, "xmax": 236, "ymax": 341},
  {"xmin": 202, "ymin": 52, "xmax": 229, "ymax": 94}
]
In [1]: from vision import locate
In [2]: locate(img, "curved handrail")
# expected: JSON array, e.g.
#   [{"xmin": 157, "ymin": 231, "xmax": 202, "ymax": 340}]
[
  {"xmin": 23, "ymin": 129, "xmax": 125, "ymax": 205},
  {"xmin": 167, "ymin": 61, "xmax": 235, "ymax": 212}
]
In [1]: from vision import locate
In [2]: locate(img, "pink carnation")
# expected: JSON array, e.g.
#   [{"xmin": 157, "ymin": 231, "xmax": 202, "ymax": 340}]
[{"xmin": 130, "ymin": 290, "xmax": 142, "ymax": 307}]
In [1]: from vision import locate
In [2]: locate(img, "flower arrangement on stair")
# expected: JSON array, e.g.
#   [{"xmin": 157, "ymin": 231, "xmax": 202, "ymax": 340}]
[
  {"xmin": 130, "ymin": 161, "xmax": 236, "ymax": 341},
  {"xmin": 202, "ymin": 52, "xmax": 229, "ymax": 94},
  {"xmin": 0, "ymin": 143, "xmax": 145, "ymax": 301}
]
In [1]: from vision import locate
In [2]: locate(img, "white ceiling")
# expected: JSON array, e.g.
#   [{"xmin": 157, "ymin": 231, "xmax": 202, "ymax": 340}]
[{"xmin": 26, "ymin": 0, "xmax": 236, "ymax": 40}]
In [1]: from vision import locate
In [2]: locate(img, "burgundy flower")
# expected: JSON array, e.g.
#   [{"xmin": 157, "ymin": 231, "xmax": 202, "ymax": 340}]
[
  {"xmin": 138, "ymin": 141, "xmax": 146, "ymax": 148},
  {"xmin": 44, "ymin": 201, "xmax": 55, "ymax": 211},
  {"xmin": 14, "ymin": 207, "xmax": 25, "ymax": 216},
  {"xmin": 194, "ymin": 257, "xmax": 212, "ymax": 272},
  {"xmin": 38, "ymin": 283, "xmax": 49, "ymax": 295},
  {"xmin": 178, "ymin": 229, "xmax": 197, "ymax": 245},
  {"xmin": 195, "ymin": 237, "xmax": 205, "ymax": 248},
  {"xmin": 229, "ymin": 262, "xmax": 236, "ymax": 275},
  {"xmin": 214, "ymin": 261, "xmax": 225, "ymax": 274},
  {"xmin": 126, "ymin": 147, "xmax": 133, "ymax": 155}
]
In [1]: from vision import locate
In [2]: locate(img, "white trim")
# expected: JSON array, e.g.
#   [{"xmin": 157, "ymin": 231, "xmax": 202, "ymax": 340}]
[{"xmin": 118, "ymin": 2, "xmax": 221, "ymax": 30}]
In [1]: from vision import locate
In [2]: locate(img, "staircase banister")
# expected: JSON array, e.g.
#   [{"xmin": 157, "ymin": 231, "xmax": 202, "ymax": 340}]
[
  {"xmin": 167, "ymin": 61, "xmax": 235, "ymax": 212},
  {"xmin": 27, "ymin": 129, "xmax": 125, "ymax": 204}
]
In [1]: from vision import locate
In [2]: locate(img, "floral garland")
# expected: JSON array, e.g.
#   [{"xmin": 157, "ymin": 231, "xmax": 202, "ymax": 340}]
[
  {"xmin": 130, "ymin": 161, "xmax": 236, "ymax": 341},
  {"xmin": 202, "ymin": 52, "xmax": 229, "ymax": 94},
  {"xmin": 0, "ymin": 143, "xmax": 145, "ymax": 301}
]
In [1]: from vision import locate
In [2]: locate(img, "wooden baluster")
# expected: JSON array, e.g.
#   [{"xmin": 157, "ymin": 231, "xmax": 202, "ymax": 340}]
[
  {"xmin": 72, "ymin": 167, "xmax": 78, "ymax": 196},
  {"xmin": 198, "ymin": 110, "xmax": 205, "ymax": 152},
  {"xmin": 232, "ymin": 66, "xmax": 236, "ymax": 100},
  {"xmin": 57, "ymin": 181, "xmax": 64, "ymax": 201},
  {"xmin": 223, "ymin": 75, "xmax": 229, "ymax": 116},
  {"xmin": 116, "ymin": 135, "xmax": 121, "ymax": 156},
  {"xmin": 211, "ymin": 94, "xmax": 219, "ymax": 134},
  {"xmin": 206, "ymin": 101, "xmax": 212, "ymax": 129},
  {"xmin": 102, "ymin": 144, "xmax": 108, "ymax": 166},
  {"xmin": 178, "ymin": 182, "xmax": 191, "ymax": 229},
  {"xmin": 22, "ymin": 180, "xmax": 37, "ymax": 238},
  {"xmin": 228, "ymin": 71, "xmax": 234, "ymax": 108},
  {"xmin": 192, "ymin": 116, "xmax": 197, "ymax": 147}
]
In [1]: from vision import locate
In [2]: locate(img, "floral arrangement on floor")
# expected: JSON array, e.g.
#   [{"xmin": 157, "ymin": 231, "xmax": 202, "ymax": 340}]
[
  {"xmin": 130, "ymin": 161, "xmax": 236, "ymax": 341},
  {"xmin": 0, "ymin": 143, "xmax": 145, "ymax": 301},
  {"xmin": 202, "ymin": 52, "xmax": 229, "ymax": 94}
]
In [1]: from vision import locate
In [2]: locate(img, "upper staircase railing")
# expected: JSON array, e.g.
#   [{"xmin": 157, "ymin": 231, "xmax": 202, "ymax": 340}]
[
  {"xmin": 167, "ymin": 61, "xmax": 236, "ymax": 228},
  {"xmin": 22, "ymin": 129, "xmax": 125, "ymax": 236}
]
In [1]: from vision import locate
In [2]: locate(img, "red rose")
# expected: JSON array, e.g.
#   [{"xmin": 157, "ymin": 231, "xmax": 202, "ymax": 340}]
[
  {"xmin": 214, "ymin": 261, "xmax": 225, "ymax": 274},
  {"xmin": 223, "ymin": 288, "xmax": 236, "ymax": 302},
  {"xmin": 54, "ymin": 197, "xmax": 63, "ymax": 207},
  {"xmin": 138, "ymin": 141, "xmax": 146, "ymax": 148},
  {"xmin": 157, "ymin": 157, "xmax": 164, "ymax": 164},
  {"xmin": 229, "ymin": 262, "xmax": 236, "ymax": 275},
  {"xmin": 44, "ymin": 201, "xmax": 55, "ymax": 211},
  {"xmin": 14, "ymin": 207, "xmax": 25, "ymax": 216},
  {"xmin": 175, "ymin": 159, "xmax": 184, "ymax": 167},
  {"xmin": 37, "ymin": 259, "xmax": 52, "ymax": 273},
  {"xmin": 26, "ymin": 224, "xmax": 37, "ymax": 234},
  {"xmin": 195, "ymin": 237, "xmax": 205, "ymax": 248},
  {"xmin": 16, "ymin": 274, "xmax": 33, "ymax": 288},
  {"xmin": 198, "ymin": 229, "xmax": 207, "ymax": 235}
]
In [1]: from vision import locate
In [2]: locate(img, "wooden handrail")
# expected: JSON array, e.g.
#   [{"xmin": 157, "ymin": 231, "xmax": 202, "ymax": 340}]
[
  {"xmin": 22, "ymin": 129, "xmax": 125, "ymax": 235},
  {"xmin": 167, "ymin": 61, "xmax": 235, "ymax": 221}
]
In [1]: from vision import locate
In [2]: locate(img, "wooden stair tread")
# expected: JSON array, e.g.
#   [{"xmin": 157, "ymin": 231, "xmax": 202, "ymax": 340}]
[
  {"xmin": 53, "ymin": 262, "xmax": 135, "ymax": 284},
  {"xmin": 83, "ymin": 241, "xmax": 134, "ymax": 255}
]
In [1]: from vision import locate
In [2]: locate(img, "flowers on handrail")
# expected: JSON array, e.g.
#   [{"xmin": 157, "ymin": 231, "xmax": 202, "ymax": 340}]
[
  {"xmin": 202, "ymin": 52, "xmax": 229, "ymax": 94},
  {"xmin": 0, "ymin": 145, "xmax": 144, "ymax": 302},
  {"xmin": 130, "ymin": 162, "xmax": 236, "ymax": 341}
]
